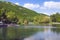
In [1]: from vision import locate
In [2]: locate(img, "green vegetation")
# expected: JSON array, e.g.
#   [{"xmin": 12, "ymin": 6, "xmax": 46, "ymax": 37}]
[
  {"xmin": 0, "ymin": 1, "xmax": 60, "ymax": 25},
  {"xmin": 50, "ymin": 12, "xmax": 60, "ymax": 23},
  {"xmin": 33, "ymin": 15, "xmax": 50, "ymax": 24},
  {"xmin": 0, "ymin": 1, "xmax": 50, "ymax": 25}
]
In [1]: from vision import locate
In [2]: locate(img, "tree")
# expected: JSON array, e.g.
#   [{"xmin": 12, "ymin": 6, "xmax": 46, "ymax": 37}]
[
  {"xmin": 50, "ymin": 12, "xmax": 60, "ymax": 22},
  {"xmin": 33, "ymin": 15, "xmax": 50, "ymax": 24},
  {"xmin": 6, "ymin": 11, "xmax": 19, "ymax": 24},
  {"xmin": 12, "ymin": 16, "xmax": 18, "ymax": 24},
  {"xmin": 0, "ymin": 9, "xmax": 8, "ymax": 24}
]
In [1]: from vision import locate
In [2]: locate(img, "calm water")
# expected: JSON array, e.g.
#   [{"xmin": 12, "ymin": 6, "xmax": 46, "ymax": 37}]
[
  {"xmin": 0, "ymin": 24, "xmax": 60, "ymax": 40},
  {"xmin": 24, "ymin": 24, "xmax": 60, "ymax": 40}
]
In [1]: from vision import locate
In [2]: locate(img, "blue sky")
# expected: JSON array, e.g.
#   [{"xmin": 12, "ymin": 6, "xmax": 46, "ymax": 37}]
[{"xmin": 5, "ymin": 0, "xmax": 60, "ymax": 15}]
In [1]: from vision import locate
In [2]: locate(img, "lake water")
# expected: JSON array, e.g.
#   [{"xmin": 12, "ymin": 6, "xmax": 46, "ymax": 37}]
[
  {"xmin": 0, "ymin": 24, "xmax": 60, "ymax": 40},
  {"xmin": 24, "ymin": 24, "xmax": 60, "ymax": 40}
]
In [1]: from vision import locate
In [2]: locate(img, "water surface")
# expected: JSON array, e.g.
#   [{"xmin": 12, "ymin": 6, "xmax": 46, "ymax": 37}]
[{"xmin": 24, "ymin": 24, "xmax": 60, "ymax": 40}]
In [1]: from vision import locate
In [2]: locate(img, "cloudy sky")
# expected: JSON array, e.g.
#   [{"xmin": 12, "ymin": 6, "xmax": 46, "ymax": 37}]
[{"xmin": 5, "ymin": 0, "xmax": 60, "ymax": 15}]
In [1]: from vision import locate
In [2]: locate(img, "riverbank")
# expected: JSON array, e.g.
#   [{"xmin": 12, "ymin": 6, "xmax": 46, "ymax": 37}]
[{"xmin": 50, "ymin": 22, "xmax": 60, "ymax": 24}]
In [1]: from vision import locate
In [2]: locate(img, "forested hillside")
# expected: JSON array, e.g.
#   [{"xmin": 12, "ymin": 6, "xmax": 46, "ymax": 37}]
[{"xmin": 0, "ymin": 1, "xmax": 49, "ymax": 25}]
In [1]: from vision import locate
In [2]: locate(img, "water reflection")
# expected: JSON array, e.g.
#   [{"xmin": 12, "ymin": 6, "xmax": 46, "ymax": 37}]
[
  {"xmin": 52, "ymin": 24, "xmax": 60, "ymax": 34},
  {"xmin": 24, "ymin": 25, "xmax": 60, "ymax": 40}
]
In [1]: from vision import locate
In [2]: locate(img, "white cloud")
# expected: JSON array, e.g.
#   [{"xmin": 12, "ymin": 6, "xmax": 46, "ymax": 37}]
[
  {"xmin": 44, "ymin": 12, "xmax": 54, "ymax": 15},
  {"xmin": 44, "ymin": 1, "xmax": 60, "ymax": 9},
  {"xmin": 23, "ymin": 1, "xmax": 60, "ymax": 9},
  {"xmin": 23, "ymin": 3, "xmax": 40, "ymax": 9},
  {"xmin": 15, "ymin": 3, "xmax": 20, "ymax": 5},
  {"xmin": 23, "ymin": 2, "xmax": 60, "ymax": 15},
  {"xmin": 40, "ymin": 6, "xmax": 47, "ymax": 9}
]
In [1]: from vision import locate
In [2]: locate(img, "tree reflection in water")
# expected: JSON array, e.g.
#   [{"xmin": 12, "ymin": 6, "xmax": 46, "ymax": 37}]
[{"xmin": 51, "ymin": 24, "xmax": 60, "ymax": 34}]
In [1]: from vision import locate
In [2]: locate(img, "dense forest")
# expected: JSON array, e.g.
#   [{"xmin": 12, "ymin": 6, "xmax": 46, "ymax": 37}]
[
  {"xmin": 50, "ymin": 12, "xmax": 60, "ymax": 22},
  {"xmin": 0, "ymin": 1, "xmax": 60, "ymax": 25}
]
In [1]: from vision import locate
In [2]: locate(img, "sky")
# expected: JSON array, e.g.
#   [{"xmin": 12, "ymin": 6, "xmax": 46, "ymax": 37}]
[{"xmin": 3, "ymin": 0, "xmax": 60, "ymax": 15}]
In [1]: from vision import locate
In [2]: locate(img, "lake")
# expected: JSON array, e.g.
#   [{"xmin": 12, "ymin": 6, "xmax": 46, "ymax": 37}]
[
  {"xmin": 24, "ymin": 24, "xmax": 60, "ymax": 40},
  {"xmin": 0, "ymin": 24, "xmax": 60, "ymax": 40}
]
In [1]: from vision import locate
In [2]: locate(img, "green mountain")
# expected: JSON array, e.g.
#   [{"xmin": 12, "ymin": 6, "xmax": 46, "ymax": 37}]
[
  {"xmin": 0, "ymin": 1, "xmax": 38, "ymax": 17},
  {"xmin": 0, "ymin": 1, "xmax": 49, "ymax": 24}
]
